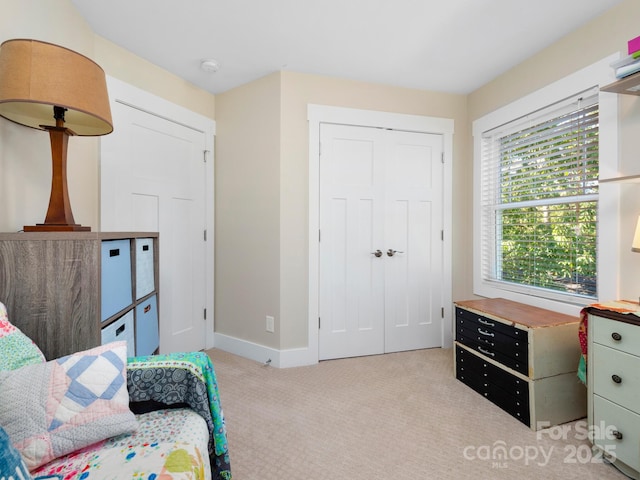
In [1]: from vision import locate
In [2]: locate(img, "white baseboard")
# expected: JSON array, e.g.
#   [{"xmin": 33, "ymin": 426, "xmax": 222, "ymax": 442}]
[{"xmin": 213, "ymin": 333, "xmax": 318, "ymax": 368}]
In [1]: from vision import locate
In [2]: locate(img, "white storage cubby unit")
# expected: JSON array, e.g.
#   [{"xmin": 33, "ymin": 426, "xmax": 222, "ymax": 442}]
[{"xmin": 100, "ymin": 234, "xmax": 160, "ymax": 357}]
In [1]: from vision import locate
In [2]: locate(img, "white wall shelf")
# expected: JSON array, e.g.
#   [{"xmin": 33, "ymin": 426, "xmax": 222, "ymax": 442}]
[
  {"xmin": 601, "ymin": 71, "xmax": 640, "ymax": 96},
  {"xmin": 600, "ymin": 174, "xmax": 640, "ymax": 184}
]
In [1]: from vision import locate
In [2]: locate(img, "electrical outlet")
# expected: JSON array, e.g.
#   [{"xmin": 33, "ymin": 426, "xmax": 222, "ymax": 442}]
[{"xmin": 266, "ymin": 315, "xmax": 275, "ymax": 333}]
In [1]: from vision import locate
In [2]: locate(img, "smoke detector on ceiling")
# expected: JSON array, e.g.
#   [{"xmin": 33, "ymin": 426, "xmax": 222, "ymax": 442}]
[{"xmin": 200, "ymin": 59, "xmax": 220, "ymax": 73}]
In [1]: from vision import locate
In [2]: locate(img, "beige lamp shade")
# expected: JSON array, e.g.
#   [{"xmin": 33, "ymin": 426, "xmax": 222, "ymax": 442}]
[
  {"xmin": 633, "ymin": 215, "xmax": 640, "ymax": 252},
  {"xmin": 0, "ymin": 38, "xmax": 112, "ymax": 136}
]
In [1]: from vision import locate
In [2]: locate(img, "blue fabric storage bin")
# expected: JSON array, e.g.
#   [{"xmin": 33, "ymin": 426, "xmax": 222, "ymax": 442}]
[
  {"xmin": 101, "ymin": 310, "xmax": 135, "ymax": 357},
  {"xmin": 101, "ymin": 239, "xmax": 133, "ymax": 321},
  {"xmin": 135, "ymin": 238, "xmax": 155, "ymax": 300},
  {"xmin": 135, "ymin": 294, "xmax": 159, "ymax": 356}
]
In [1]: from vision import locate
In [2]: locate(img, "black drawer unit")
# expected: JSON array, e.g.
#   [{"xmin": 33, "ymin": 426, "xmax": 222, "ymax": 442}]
[
  {"xmin": 454, "ymin": 298, "xmax": 585, "ymax": 431},
  {"xmin": 455, "ymin": 306, "xmax": 528, "ymax": 375},
  {"xmin": 456, "ymin": 306, "xmax": 526, "ymax": 340},
  {"xmin": 456, "ymin": 345, "xmax": 530, "ymax": 426}
]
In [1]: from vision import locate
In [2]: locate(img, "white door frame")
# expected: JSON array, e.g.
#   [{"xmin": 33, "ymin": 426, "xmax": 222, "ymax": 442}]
[
  {"xmin": 103, "ymin": 76, "xmax": 216, "ymax": 350},
  {"xmin": 308, "ymin": 104, "xmax": 454, "ymax": 365}
]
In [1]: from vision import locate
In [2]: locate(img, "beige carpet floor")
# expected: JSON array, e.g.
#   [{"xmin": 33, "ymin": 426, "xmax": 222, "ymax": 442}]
[{"xmin": 207, "ymin": 347, "xmax": 627, "ymax": 480}]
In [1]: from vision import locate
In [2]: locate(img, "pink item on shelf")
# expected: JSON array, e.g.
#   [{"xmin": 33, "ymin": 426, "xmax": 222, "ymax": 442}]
[{"xmin": 629, "ymin": 35, "xmax": 640, "ymax": 55}]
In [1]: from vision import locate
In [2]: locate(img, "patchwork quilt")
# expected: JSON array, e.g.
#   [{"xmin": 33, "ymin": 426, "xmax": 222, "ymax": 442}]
[
  {"xmin": 126, "ymin": 352, "xmax": 231, "ymax": 479},
  {"xmin": 31, "ymin": 408, "xmax": 211, "ymax": 480},
  {"xmin": 0, "ymin": 333, "xmax": 230, "ymax": 480}
]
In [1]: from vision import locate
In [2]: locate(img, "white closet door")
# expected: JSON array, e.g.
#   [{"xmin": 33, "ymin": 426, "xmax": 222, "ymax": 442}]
[
  {"xmin": 319, "ymin": 124, "xmax": 443, "ymax": 360},
  {"xmin": 383, "ymin": 130, "xmax": 443, "ymax": 352},
  {"xmin": 319, "ymin": 124, "xmax": 386, "ymax": 360},
  {"xmin": 101, "ymin": 100, "xmax": 207, "ymax": 354}
]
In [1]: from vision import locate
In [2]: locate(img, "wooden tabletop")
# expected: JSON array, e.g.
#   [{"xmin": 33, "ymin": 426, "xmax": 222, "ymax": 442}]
[
  {"xmin": 585, "ymin": 305, "xmax": 640, "ymax": 327},
  {"xmin": 0, "ymin": 231, "xmax": 158, "ymax": 241},
  {"xmin": 455, "ymin": 298, "xmax": 579, "ymax": 328}
]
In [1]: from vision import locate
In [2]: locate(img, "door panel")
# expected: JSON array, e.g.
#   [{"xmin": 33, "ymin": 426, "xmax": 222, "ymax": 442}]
[
  {"xmin": 132, "ymin": 194, "xmax": 159, "ymax": 231},
  {"xmin": 319, "ymin": 124, "xmax": 443, "ymax": 360},
  {"xmin": 101, "ymin": 102, "xmax": 206, "ymax": 353},
  {"xmin": 384, "ymin": 130, "xmax": 443, "ymax": 352},
  {"xmin": 319, "ymin": 124, "xmax": 385, "ymax": 360}
]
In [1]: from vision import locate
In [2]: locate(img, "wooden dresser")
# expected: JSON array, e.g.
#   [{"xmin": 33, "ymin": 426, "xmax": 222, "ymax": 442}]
[
  {"xmin": 586, "ymin": 307, "xmax": 640, "ymax": 479},
  {"xmin": 454, "ymin": 298, "xmax": 586, "ymax": 430}
]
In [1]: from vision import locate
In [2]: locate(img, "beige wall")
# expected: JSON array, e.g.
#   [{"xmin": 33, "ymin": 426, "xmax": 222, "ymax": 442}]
[
  {"xmin": 468, "ymin": 0, "xmax": 639, "ymax": 120},
  {"xmin": 215, "ymin": 70, "xmax": 467, "ymax": 350},
  {"xmin": 0, "ymin": 0, "xmax": 215, "ymax": 233},
  {"xmin": 215, "ymin": 73, "xmax": 282, "ymax": 348},
  {"xmin": 93, "ymin": 37, "xmax": 215, "ymax": 121},
  {"xmin": 468, "ymin": 0, "xmax": 640, "ymax": 303}
]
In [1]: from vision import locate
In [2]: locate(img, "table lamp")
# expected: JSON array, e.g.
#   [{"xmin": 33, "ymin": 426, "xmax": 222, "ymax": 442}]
[{"xmin": 0, "ymin": 39, "xmax": 113, "ymax": 232}]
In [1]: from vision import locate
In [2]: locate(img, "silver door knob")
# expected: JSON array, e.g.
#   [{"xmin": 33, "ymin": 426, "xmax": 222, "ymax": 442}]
[
  {"xmin": 371, "ymin": 250, "xmax": 383, "ymax": 257},
  {"xmin": 387, "ymin": 249, "xmax": 404, "ymax": 257}
]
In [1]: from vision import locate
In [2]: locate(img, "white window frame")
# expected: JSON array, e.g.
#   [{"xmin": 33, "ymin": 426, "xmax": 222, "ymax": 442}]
[{"xmin": 472, "ymin": 55, "xmax": 619, "ymax": 317}]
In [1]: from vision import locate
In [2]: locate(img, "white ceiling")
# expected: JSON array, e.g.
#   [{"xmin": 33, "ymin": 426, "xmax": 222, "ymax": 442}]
[{"xmin": 71, "ymin": 0, "xmax": 623, "ymax": 96}]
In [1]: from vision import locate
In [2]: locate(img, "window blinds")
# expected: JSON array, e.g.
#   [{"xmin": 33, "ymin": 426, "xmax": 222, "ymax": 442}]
[{"xmin": 480, "ymin": 91, "xmax": 599, "ymax": 300}]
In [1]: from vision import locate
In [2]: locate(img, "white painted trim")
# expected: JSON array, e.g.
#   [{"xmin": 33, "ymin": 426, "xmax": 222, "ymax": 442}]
[
  {"xmin": 104, "ymin": 76, "xmax": 216, "ymax": 349},
  {"xmin": 205, "ymin": 141, "xmax": 215, "ymax": 350},
  {"xmin": 308, "ymin": 105, "xmax": 454, "ymax": 134},
  {"xmin": 307, "ymin": 105, "xmax": 455, "ymax": 366},
  {"xmin": 441, "ymin": 131, "xmax": 454, "ymax": 347},
  {"xmin": 213, "ymin": 332, "xmax": 312, "ymax": 368},
  {"xmin": 106, "ymin": 77, "xmax": 216, "ymax": 136},
  {"xmin": 471, "ymin": 55, "xmax": 619, "ymax": 317}
]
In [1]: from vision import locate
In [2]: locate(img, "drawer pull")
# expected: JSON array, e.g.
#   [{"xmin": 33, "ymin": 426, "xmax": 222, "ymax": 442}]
[
  {"xmin": 611, "ymin": 332, "xmax": 622, "ymax": 341},
  {"xmin": 477, "ymin": 327, "xmax": 494, "ymax": 337},
  {"xmin": 109, "ymin": 248, "xmax": 120, "ymax": 257},
  {"xmin": 116, "ymin": 324, "xmax": 125, "ymax": 336},
  {"xmin": 480, "ymin": 338, "xmax": 495, "ymax": 347},
  {"xmin": 478, "ymin": 318, "xmax": 495, "ymax": 327},
  {"xmin": 612, "ymin": 374, "xmax": 622, "ymax": 384},
  {"xmin": 612, "ymin": 430, "xmax": 623, "ymax": 440},
  {"xmin": 478, "ymin": 346, "xmax": 495, "ymax": 357}
]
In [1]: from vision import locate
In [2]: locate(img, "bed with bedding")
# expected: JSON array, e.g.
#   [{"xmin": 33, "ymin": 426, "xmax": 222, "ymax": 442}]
[{"xmin": 0, "ymin": 301, "xmax": 231, "ymax": 480}]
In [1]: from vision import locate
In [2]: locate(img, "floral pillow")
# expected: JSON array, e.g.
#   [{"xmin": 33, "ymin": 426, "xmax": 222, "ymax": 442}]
[
  {"xmin": 0, "ymin": 341, "xmax": 138, "ymax": 470},
  {"xmin": 0, "ymin": 301, "xmax": 46, "ymax": 370}
]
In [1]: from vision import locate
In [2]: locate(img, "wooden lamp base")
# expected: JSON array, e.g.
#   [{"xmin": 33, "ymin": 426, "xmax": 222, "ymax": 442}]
[
  {"xmin": 24, "ymin": 223, "xmax": 91, "ymax": 232},
  {"xmin": 24, "ymin": 118, "xmax": 91, "ymax": 232}
]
